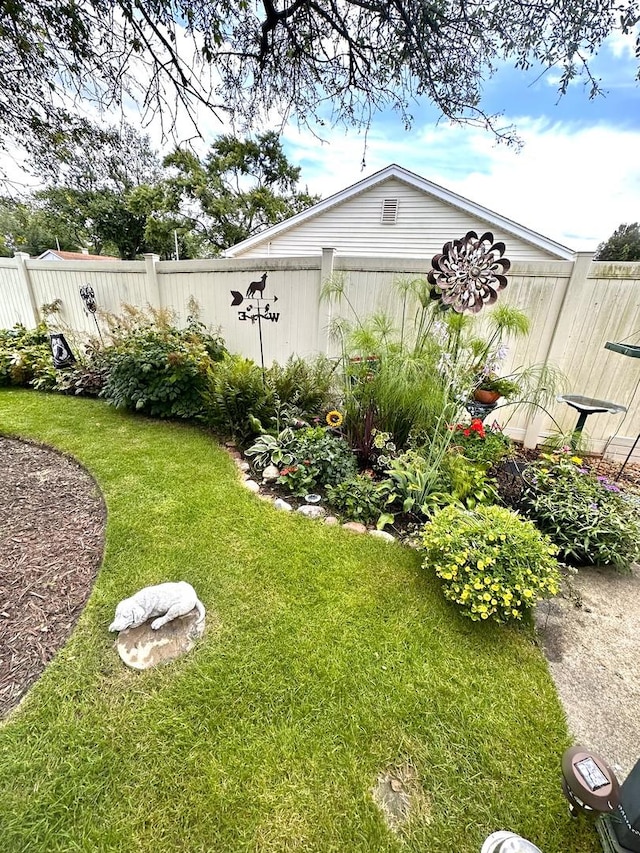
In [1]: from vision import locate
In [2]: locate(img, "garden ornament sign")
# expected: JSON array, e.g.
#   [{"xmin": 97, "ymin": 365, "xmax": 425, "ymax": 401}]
[
  {"xmin": 230, "ymin": 272, "xmax": 280, "ymax": 378},
  {"xmin": 428, "ymin": 230, "xmax": 511, "ymax": 313},
  {"xmin": 49, "ymin": 333, "xmax": 76, "ymax": 368}
]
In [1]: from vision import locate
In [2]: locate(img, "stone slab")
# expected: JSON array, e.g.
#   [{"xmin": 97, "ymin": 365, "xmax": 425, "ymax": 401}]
[{"xmin": 115, "ymin": 610, "xmax": 205, "ymax": 670}]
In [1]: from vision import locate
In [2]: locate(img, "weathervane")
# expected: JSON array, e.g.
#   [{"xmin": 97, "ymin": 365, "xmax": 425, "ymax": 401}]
[{"xmin": 230, "ymin": 273, "xmax": 280, "ymax": 381}]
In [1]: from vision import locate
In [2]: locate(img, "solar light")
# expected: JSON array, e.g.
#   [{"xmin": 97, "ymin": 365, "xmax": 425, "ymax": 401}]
[
  {"xmin": 561, "ymin": 746, "xmax": 620, "ymax": 817},
  {"xmin": 481, "ymin": 831, "xmax": 543, "ymax": 853}
]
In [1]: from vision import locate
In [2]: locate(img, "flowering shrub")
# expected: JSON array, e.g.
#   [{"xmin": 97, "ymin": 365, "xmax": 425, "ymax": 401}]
[
  {"xmin": 520, "ymin": 451, "xmax": 640, "ymax": 570},
  {"xmin": 450, "ymin": 419, "xmax": 515, "ymax": 468},
  {"xmin": 421, "ymin": 505, "xmax": 561, "ymax": 623}
]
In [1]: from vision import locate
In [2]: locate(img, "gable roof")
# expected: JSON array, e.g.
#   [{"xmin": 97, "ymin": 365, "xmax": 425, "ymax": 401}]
[
  {"xmin": 224, "ymin": 164, "xmax": 574, "ymax": 260},
  {"xmin": 37, "ymin": 249, "xmax": 120, "ymax": 261}
]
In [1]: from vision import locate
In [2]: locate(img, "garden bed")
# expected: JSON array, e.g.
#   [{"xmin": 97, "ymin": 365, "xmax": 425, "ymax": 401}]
[{"xmin": 0, "ymin": 436, "xmax": 105, "ymax": 717}]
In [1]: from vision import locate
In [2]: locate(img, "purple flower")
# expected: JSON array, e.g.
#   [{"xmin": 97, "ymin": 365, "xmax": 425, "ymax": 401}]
[
  {"xmin": 589, "ymin": 503, "xmax": 598, "ymax": 510},
  {"xmin": 597, "ymin": 475, "xmax": 608, "ymax": 482},
  {"xmin": 604, "ymin": 483, "xmax": 621, "ymax": 493},
  {"xmin": 576, "ymin": 467, "xmax": 589, "ymax": 474}
]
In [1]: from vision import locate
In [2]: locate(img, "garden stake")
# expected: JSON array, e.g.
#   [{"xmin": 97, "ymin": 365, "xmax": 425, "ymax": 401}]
[{"xmin": 79, "ymin": 284, "xmax": 104, "ymax": 345}]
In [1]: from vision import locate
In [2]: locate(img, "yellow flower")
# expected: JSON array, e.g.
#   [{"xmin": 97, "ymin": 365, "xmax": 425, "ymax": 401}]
[
  {"xmin": 570, "ymin": 456, "xmax": 583, "ymax": 465},
  {"xmin": 326, "ymin": 410, "xmax": 344, "ymax": 428}
]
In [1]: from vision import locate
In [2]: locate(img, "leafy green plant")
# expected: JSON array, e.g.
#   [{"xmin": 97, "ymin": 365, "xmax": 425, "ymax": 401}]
[
  {"xmin": 475, "ymin": 373, "xmax": 522, "ymax": 398},
  {"xmin": 437, "ymin": 453, "xmax": 499, "ymax": 509},
  {"xmin": 325, "ymin": 474, "xmax": 391, "ymax": 525},
  {"xmin": 102, "ymin": 328, "xmax": 217, "ymax": 419},
  {"xmin": 520, "ymin": 450, "xmax": 640, "ymax": 570},
  {"xmin": 382, "ymin": 448, "xmax": 498, "ymax": 528},
  {"xmin": 266, "ymin": 355, "xmax": 335, "ymax": 419},
  {"xmin": 204, "ymin": 355, "xmax": 274, "ymax": 442},
  {"xmin": 0, "ymin": 322, "xmax": 55, "ymax": 388},
  {"xmin": 274, "ymin": 426, "xmax": 357, "ymax": 496},
  {"xmin": 384, "ymin": 450, "xmax": 441, "ymax": 515},
  {"xmin": 287, "ymin": 426, "xmax": 357, "ymax": 488},
  {"xmin": 53, "ymin": 354, "xmax": 111, "ymax": 397},
  {"xmin": 98, "ymin": 304, "xmax": 227, "ymax": 419},
  {"xmin": 276, "ymin": 461, "xmax": 319, "ymax": 496},
  {"xmin": 421, "ymin": 504, "xmax": 561, "ymax": 623}
]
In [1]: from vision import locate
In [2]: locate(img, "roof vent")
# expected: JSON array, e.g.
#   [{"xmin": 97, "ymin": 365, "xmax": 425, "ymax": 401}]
[{"xmin": 381, "ymin": 198, "xmax": 398, "ymax": 224}]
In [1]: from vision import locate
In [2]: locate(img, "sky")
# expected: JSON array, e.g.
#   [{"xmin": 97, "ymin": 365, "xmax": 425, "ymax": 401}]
[
  {"xmin": 278, "ymin": 33, "xmax": 640, "ymax": 252},
  {"xmin": 2, "ymin": 24, "xmax": 639, "ymax": 254}
]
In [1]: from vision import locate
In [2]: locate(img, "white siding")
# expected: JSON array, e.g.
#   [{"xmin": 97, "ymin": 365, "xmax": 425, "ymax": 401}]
[{"xmin": 236, "ymin": 178, "xmax": 560, "ymax": 262}]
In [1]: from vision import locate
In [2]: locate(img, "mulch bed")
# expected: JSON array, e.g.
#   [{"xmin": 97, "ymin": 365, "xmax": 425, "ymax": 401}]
[
  {"xmin": 0, "ymin": 437, "xmax": 105, "ymax": 718},
  {"xmin": 2, "ymin": 434, "xmax": 640, "ymax": 721}
]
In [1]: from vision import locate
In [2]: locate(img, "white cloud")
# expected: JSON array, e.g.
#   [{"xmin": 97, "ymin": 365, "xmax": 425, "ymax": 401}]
[
  {"xmin": 283, "ymin": 117, "xmax": 640, "ymax": 252},
  {"xmin": 606, "ymin": 29, "xmax": 639, "ymax": 61}
]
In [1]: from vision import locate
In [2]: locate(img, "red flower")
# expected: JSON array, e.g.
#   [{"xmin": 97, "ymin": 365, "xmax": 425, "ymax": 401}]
[{"xmin": 469, "ymin": 419, "xmax": 486, "ymax": 438}]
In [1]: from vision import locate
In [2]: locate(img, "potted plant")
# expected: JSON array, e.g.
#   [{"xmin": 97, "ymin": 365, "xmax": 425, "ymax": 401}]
[{"xmin": 473, "ymin": 373, "xmax": 522, "ymax": 404}]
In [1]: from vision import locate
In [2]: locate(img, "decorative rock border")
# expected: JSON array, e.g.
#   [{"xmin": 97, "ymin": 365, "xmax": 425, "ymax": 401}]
[{"xmin": 226, "ymin": 443, "xmax": 397, "ymax": 543}]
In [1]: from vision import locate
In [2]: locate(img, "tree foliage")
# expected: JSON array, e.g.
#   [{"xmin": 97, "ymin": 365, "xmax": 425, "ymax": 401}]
[
  {"xmin": 596, "ymin": 222, "xmax": 640, "ymax": 261},
  {"xmin": 1, "ymin": 0, "xmax": 639, "ymax": 158},
  {"xmin": 146, "ymin": 131, "xmax": 319, "ymax": 253},
  {"xmin": 1, "ymin": 128, "xmax": 317, "ymax": 258}
]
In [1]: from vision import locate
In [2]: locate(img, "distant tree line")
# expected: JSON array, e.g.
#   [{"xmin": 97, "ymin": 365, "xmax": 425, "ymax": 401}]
[{"xmin": 0, "ymin": 125, "xmax": 318, "ymax": 260}]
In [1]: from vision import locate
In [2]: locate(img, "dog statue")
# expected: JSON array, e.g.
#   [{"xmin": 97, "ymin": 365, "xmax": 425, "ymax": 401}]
[{"xmin": 108, "ymin": 581, "xmax": 205, "ymax": 632}]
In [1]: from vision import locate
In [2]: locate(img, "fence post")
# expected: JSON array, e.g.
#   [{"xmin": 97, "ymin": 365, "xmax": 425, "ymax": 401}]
[
  {"xmin": 320, "ymin": 247, "xmax": 336, "ymax": 355},
  {"xmin": 523, "ymin": 251, "xmax": 594, "ymax": 448},
  {"xmin": 13, "ymin": 252, "xmax": 40, "ymax": 326},
  {"xmin": 143, "ymin": 253, "xmax": 162, "ymax": 309}
]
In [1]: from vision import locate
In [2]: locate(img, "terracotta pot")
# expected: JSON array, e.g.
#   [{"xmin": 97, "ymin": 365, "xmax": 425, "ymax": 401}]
[{"xmin": 474, "ymin": 389, "xmax": 501, "ymax": 404}]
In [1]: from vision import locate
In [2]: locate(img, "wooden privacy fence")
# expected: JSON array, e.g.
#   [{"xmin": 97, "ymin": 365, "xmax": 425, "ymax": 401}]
[{"xmin": 2, "ymin": 249, "xmax": 640, "ymax": 460}]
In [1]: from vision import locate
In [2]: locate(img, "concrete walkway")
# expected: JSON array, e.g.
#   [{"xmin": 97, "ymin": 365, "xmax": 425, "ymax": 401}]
[{"xmin": 535, "ymin": 562, "xmax": 640, "ymax": 782}]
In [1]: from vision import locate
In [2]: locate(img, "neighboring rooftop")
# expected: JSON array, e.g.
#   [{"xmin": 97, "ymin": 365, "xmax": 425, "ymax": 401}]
[{"xmin": 36, "ymin": 249, "xmax": 120, "ymax": 261}]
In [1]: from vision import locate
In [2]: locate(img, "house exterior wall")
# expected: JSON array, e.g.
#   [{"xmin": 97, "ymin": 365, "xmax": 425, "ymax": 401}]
[{"xmin": 233, "ymin": 178, "xmax": 561, "ymax": 262}]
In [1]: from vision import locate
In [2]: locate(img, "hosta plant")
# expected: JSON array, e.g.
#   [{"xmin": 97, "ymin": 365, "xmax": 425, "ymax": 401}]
[
  {"xmin": 421, "ymin": 504, "xmax": 561, "ymax": 623},
  {"xmin": 245, "ymin": 428, "xmax": 296, "ymax": 472}
]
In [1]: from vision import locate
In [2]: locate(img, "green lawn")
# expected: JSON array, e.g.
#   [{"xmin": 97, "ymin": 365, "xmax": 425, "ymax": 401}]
[{"xmin": 0, "ymin": 389, "xmax": 598, "ymax": 853}]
